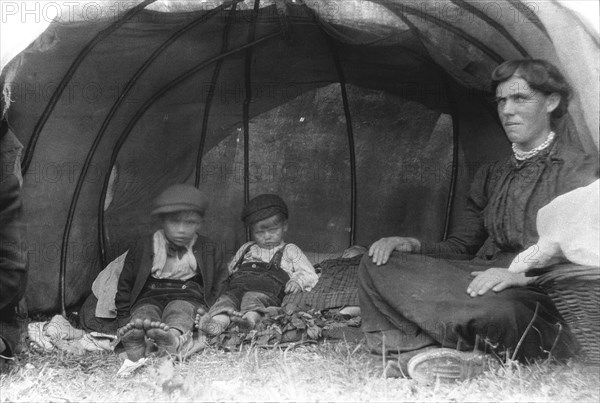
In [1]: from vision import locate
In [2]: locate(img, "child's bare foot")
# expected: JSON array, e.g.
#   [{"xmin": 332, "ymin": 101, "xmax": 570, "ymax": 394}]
[
  {"xmin": 198, "ymin": 313, "xmax": 228, "ymax": 336},
  {"xmin": 228, "ymin": 309, "xmax": 243, "ymax": 319},
  {"xmin": 118, "ymin": 318, "xmax": 146, "ymax": 362},
  {"xmin": 194, "ymin": 307, "xmax": 207, "ymax": 329},
  {"xmin": 146, "ymin": 322, "xmax": 186, "ymax": 354},
  {"xmin": 117, "ymin": 318, "xmax": 143, "ymax": 337},
  {"xmin": 230, "ymin": 310, "xmax": 257, "ymax": 330},
  {"xmin": 143, "ymin": 319, "xmax": 170, "ymax": 332}
]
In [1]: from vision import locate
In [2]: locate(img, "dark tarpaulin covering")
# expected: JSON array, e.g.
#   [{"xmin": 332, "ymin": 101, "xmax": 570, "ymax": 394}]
[{"xmin": 1, "ymin": 1, "xmax": 596, "ymax": 312}]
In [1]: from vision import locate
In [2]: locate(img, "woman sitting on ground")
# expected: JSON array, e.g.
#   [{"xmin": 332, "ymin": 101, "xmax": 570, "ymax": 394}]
[{"xmin": 359, "ymin": 59, "xmax": 598, "ymax": 383}]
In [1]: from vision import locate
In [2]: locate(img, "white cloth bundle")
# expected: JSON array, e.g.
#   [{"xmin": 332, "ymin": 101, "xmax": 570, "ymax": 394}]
[
  {"xmin": 509, "ymin": 180, "xmax": 599, "ymax": 272},
  {"xmin": 92, "ymin": 252, "xmax": 128, "ymax": 318}
]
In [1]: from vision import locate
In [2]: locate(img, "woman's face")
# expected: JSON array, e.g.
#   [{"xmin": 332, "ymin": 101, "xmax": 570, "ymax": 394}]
[{"xmin": 495, "ymin": 75, "xmax": 559, "ymax": 150}]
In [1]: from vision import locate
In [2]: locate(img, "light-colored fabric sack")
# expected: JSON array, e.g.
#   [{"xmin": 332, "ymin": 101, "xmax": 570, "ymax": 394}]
[
  {"xmin": 92, "ymin": 252, "xmax": 128, "ymax": 318},
  {"xmin": 509, "ymin": 180, "xmax": 599, "ymax": 273}
]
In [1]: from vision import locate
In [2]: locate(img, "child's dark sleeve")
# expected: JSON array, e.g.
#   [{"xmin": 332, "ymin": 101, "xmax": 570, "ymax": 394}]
[{"xmin": 115, "ymin": 239, "xmax": 141, "ymax": 328}]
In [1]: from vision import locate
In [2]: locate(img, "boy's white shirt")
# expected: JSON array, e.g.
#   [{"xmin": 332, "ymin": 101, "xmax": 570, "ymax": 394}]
[
  {"xmin": 151, "ymin": 230, "xmax": 198, "ymax": 280},
  {"xmin": 228, "ymin": 241, "xmax": 318, "ymax": 291}
]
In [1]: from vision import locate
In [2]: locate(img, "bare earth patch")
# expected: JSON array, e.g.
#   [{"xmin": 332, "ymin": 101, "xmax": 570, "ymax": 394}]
[{"xmin": 1, "ymin": 341, "xmax": 599, "ymax": 402}]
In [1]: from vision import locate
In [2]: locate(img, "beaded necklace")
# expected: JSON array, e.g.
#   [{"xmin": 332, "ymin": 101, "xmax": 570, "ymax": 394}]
[{"xmin": 512, "ymin": 131, "xmax": 555, "ymax": 160}]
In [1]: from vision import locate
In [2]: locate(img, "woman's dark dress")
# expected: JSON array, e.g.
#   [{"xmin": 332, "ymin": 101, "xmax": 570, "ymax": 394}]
[{"xmin": 359, "ymin": 137, "xmax": 598, "ymax": 360}]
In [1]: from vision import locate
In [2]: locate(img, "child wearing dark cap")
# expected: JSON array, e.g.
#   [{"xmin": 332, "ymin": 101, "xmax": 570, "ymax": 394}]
[
  {"xmin": 115, "ymin": 184, "xmax": 228, "ymax": 361},
  {"xmin": 197, "ymin": 194, "xmax": 318, "ymax": 335}
]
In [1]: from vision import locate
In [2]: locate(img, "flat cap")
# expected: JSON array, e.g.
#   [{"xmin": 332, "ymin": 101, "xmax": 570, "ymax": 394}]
[
  {"xmin": 151, "ymin": 184, "xmax": 208, "ymax": 216},
  {"xmin": 241, "ymin": 194, "xmax": 288, "ymax": 226}
]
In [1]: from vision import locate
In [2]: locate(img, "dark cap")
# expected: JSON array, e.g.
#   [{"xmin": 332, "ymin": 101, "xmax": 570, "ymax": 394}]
[
  {"xmin": 151, "ymin": 184, "xmax": 208, "ymax": 216},
  {"xmin": 241, "ymin": 194, "xmax": 288, "ymax": 226}
]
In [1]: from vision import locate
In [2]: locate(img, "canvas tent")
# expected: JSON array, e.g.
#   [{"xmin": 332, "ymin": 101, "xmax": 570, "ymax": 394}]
[{"xmin": 1, "ymin": 0, "xmax": 598, "ymax": 314}]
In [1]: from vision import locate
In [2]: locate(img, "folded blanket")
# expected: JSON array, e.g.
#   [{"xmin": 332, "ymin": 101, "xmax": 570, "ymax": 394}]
[{"xmin": 283, "ymin": 254, "xmax": 362, "ymax": 312}]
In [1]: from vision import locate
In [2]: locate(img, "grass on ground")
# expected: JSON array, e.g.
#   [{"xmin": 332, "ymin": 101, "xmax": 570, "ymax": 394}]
[{"xmin": 2, "ymin": 340, "xmax": 599, "ymax": 402}]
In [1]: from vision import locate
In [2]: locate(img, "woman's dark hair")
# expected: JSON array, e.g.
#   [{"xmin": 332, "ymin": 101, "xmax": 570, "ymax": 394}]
[{"xmin": 491, "ymin": 59, "xmax": 572, "ymax": 119}]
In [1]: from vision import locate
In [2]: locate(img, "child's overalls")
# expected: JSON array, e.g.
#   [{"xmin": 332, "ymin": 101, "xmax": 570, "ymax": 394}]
[{"xmin": 223, "ymin": 243, "xmax": 290, "ymax": 309}]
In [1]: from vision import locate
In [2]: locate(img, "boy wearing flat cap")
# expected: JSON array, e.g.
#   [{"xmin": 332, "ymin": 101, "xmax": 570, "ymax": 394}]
[
  {"xmin": 115, "ymin": 184, "xmax": 228, "ymax": 361},
  {"xmin": 197, "ymin": 194, "xmax": 317, "ymax": 334}
]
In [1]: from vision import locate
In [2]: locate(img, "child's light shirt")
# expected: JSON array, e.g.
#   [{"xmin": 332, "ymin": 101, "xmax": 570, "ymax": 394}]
[
  {"xmin": 151, "ymin": 230, "xmax": 198, "ymax": 280},
  {"xmin": 228, "ymin": 241, "xmax": 318, "ymax": 291}
]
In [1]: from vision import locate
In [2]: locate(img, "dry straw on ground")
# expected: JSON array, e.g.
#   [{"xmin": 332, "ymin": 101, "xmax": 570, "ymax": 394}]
[{"xmin": 2, "ymin": 340, "xmax": 599, "ymax": 402}]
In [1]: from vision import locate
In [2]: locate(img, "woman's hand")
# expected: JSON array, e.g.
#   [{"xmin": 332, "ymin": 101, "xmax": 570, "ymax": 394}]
[
  {"xmin": 467, "ymin": 267, "xmax": 531, "ymax": 297},
  {"xmin": 368, "ymin": 237, "xmax": 421, "ymax": 266},
  {"xmin": 285, "ymin": 280, "xmax": 302, "ymax": 294}
]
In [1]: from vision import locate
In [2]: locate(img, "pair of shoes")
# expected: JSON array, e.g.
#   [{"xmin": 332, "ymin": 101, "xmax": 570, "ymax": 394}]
[{"xmin": 407, "ymin": 348, "xmax": 489, "ymax": 384}]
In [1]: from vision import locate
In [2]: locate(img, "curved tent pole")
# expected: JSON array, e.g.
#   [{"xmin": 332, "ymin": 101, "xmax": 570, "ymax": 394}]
[
  {"xmin": 449, "ymin": 0, "xmax": 530, "ymax": 58},
  {"xmin": 56, "ymin": 4, "xmax": 236, "ymax": 317},
  {"xmin": 97, "ymin": 31, "xmax": 283, "ymax": 269},
  {"xmin": 21, "ymin": 0, "xmax": 157, "ymax": 177},
  {"xmin": 97, "ymin": 3, "xmax": 237, "ymax": 264},
  {"xmin": 242, "ymin": 0, "xmax": 261, "ymax": 242},
  {"xmin": 507, "ymin": 0, "xmax": 551, "ymax": 40},
  {"xmin": 371, "ymin": 1, "xmax": 504, "ymax": 64},
  {"xmin": 195, "ymin": 4, "xmax": 239, "ymax": 187},
  {"xmin": 440, "ymin": 75, "xmax": 461, "ymax": 240},
  {"xmin": 323, "ymin": 36, "xmax": 357, "ymax": 247}
]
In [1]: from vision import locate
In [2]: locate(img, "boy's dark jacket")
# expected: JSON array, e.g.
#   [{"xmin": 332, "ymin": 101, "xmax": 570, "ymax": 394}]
[{"xmin": 115, "ymin": 233, "xmax": 228, "ymax": 327}]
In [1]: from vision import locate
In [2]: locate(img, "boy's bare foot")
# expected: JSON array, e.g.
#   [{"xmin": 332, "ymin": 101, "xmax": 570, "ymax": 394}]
[
  {"xmin": 230, "ymin": 310, "xmax": 258, "ymax": 330},
  {"xmin": 143, "ymin": 319, "xmax": 170, "ymax": 332},
  {"xmin": 194, "ymin": 307, "xmax": 207, "ymax": 329},
  {"xmin": 228, "ymin": 309, "xmax": 243, "ymax": 319},
  {"xmin": 118, "ymin": 319, "xmax": 146, "ymax": 362},
  {"xmin": 146, "ymin": 322, "xmax": 186, "ymax": 354},
  {"xmin": 117, "ymin": 318, "xmax": 143, "ymax": 337},
  {"xmin": 198, "ymin": 313, "xmax": 228, "ymax": 336}
]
